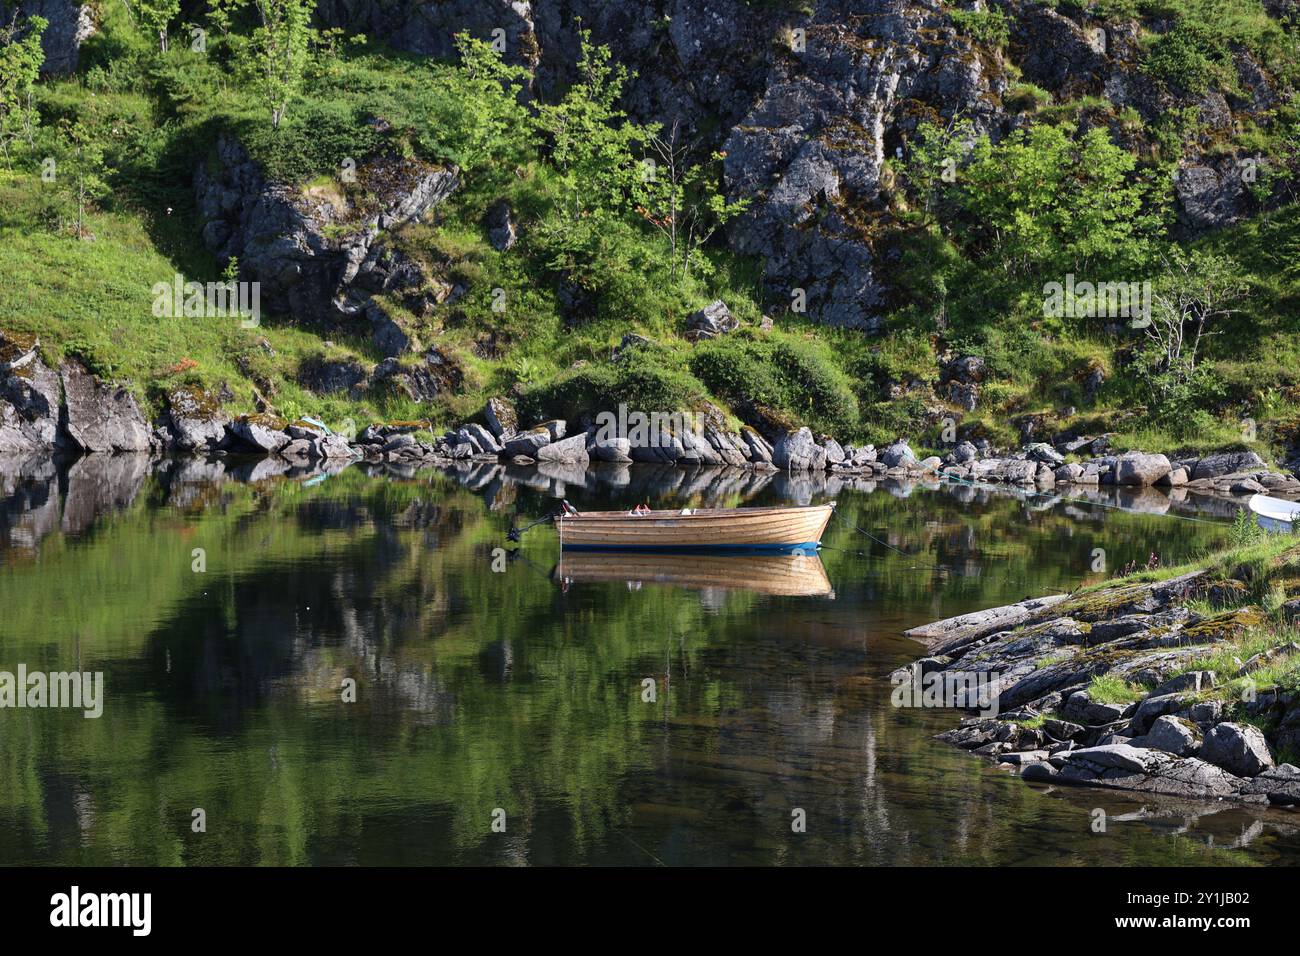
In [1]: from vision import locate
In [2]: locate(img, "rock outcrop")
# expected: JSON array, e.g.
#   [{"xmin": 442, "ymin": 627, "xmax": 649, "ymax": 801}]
[
  {"xmin": 312, "ymin": 1, "xmax": 1295, "ymax": 331},
  {"xmin": 59, "ymin": 362, "xmax": 151, "ymax": 453},
  {"xmin": 9, "ymin": 0, "xmax": 95, "ymax": 75},
  {"xmin": 903, "ymin": 564, "xmax": 1300, "ymax": 809},
  {"xmin": 0, "ymin": 333, "xmax": 61, "ymax": 455},
  {"xmin": 195, "ymin": 135, "xmax": 458, "ymax": 351}
]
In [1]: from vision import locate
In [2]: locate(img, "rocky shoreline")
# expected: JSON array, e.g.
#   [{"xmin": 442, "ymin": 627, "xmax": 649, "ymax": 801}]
[
  {"xmin": 896, "ymin": 568, "xmax": 1300, "ymax": 810},
  {"xmin": 5, "ymin": 329, "xmax": 1300, "ymax": 505}
]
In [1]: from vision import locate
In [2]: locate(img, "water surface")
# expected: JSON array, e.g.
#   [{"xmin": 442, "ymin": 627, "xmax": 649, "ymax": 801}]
[{"xmin": 2, "ymin": 455, "xmax": 1297, "ymax": 865}]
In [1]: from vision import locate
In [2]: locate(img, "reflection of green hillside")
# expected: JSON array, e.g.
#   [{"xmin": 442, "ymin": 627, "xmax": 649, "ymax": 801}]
[{"xmin": 0, "ymin": 468, "xmax": 1258, "ymax": 866}]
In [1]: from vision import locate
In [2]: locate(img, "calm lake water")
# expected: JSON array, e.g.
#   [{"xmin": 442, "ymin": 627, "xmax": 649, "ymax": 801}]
[{"xmin": 2, "ymin": 455, "xmax": 1298, "ymax": 866}]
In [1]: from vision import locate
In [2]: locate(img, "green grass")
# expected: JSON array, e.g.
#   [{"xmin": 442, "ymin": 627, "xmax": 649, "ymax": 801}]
[
  {"xmin": 2, "ymin": 4, "xmax": 1299, "ymax": 453},
  {"xmin": 1088, "ymin": 674, "xmax": 1149, "ymax": 705}
]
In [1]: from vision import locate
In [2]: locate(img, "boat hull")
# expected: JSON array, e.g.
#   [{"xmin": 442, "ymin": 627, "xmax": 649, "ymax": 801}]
[
  {"xmin": 556, "ymin": 503, "xmax": 834, "ymax": 552},
  {"xmin": 1248, "ymin": 493, "xmax": 1300, "ymax": 524}
]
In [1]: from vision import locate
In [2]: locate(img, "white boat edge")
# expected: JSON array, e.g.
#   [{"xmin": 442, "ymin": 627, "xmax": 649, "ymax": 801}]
[{"xmin": 1248, "ymin": 493, "xmax": 1300, "ymax": 523}]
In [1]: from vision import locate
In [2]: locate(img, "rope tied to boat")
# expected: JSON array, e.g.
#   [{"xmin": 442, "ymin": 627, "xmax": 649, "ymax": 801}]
[{"xmin": 828, "ymin": 507, "xmax": 910, "ymax": 556}]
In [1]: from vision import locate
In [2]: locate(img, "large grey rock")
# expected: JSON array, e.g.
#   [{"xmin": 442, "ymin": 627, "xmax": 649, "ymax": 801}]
[
  {"xmin": 536, "ymin": 432, "xmax": 590, "ymax": 465},
  {"xmin": 772, "ymin": 427, "xmax": 827, "ymax": 471},
  {"xmin": 880, "ymin": 441, "xmax": 917, "ymax": 468},
  {"xmin": 503, "ymin": 428, "xmax": 552, "ymax": 457},
  {"xmin": 1128, "ymin": 693, "xmax": 1192, "ymax": 735},
  {"xmin": 0, "ymin": 339, "xmax": 61, "ymax": 454},
  {"xmin": 1174, "ymin": 160, "xmax": 1247, "ymax": 231},
  {"xmin": 740, "ymin": 427, "xmax": 774, "ymax": 466},
  {"xmin": 162, "ymin": 387, "xmax": 230, "ymax": 453},
  {"xmin": 59, "ymin": 363, "xmax": 151, "ymax": 453},
  {"xmin": 1136, "ymin": 716, "xmax": 1201, "ymax": 757},
  {"xmin": 1115, "ymin": 452, "xmax": 1171, "ymax": 486},
  {"xmin": 590, "ymin": 437, "xmax": 633, "ymax": 463},
  {"xmin": 226, "ymin": 416, "xmax": 291, "ymax": 454},
  {"xmin": 483, "ymin": 397, "xmax": 517, "ymax": 438},
  {"xmin": 1062, "ymin": 689, "xmax": 1131, "ymax": 726},
  {"xmin": 1001, "ymin": 459, "xmax": 1038, "ymax": 484},
  {"xmin": 1025, "ymin": 443, "xmax": 1065, "ymax": 466},
  {"xmin": 484, "ymin": 200, "xmax": 517, "ymax": 251},
  {"xmin": 195, "ymin": 135, "xmax": 458, "ymax": 326},
  {"xmin": 457, "ymin": 423, "xmax": 501, "ymax": 455},
  {"xmin": 11, "ymin": 0, "xmax": 94, "ymax": 74},
  {"xmin": 821, "ymin": 437, "xmax": 846, "ymax": 465},
  {"xmin": 1150, "ymin": 671, "xmax": 1215, "ymax": 697},
  {"xmin": 1200, "ymin": 722, "xmax": 1274, "ymax": 777},
  {"xmin": 1066, "ymin": 744, "xmax": 1168, "ymax": 775},
  {"xmin": 722, "ymin": 4, "xmax": 1004, "ymax": 332},
  {"xmin": 313, "ymin": 433, "xmax": 356, "ymax": 459},
  {"xmin": 1192, "ymin": 450, "xmax": 1266, "ymax": 480}
]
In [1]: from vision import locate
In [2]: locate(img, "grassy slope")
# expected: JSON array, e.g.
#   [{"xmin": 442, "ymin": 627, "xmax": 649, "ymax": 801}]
[{"xmin": 0, "ymin": 3, "xmax": 1298, "ymax": 457}]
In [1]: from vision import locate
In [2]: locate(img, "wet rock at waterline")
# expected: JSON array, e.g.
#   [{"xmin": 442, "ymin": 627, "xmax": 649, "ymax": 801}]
[{"xmin": 906, "ymin": 569, "xmax": 1299, "ymax": 808}]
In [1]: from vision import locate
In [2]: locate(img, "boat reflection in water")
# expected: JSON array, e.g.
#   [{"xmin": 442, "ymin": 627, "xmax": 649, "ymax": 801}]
[{"xmin": 554, "ymin": 550, "xmax": 834, "ymax": 598}]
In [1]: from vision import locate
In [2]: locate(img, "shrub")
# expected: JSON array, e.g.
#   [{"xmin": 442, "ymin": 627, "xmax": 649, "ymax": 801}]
[
  {"xmin": 517, "ymin": 344, "xmax": 708, "ymax": 425},
  {"xmin": 689, "ymin": 334, "xmax": 859, "ymax": 436}
]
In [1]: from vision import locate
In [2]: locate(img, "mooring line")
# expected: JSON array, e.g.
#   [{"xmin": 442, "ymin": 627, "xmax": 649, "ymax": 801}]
[{"xmin": 829, "ymin": 508, "xmax": 911, "ymax": 556}]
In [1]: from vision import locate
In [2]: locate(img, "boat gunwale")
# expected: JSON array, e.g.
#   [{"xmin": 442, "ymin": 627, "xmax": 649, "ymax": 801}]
[{"xmin": 557, "ymin": 503, "xmax": 835, "ymax": 522}]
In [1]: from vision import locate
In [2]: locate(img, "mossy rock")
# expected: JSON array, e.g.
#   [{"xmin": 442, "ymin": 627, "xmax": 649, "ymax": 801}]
[
  {"xmin": 168, "ymin": 385, "xmax": 225, "ymax": 420},
  {"xmin": 1180, "ymin": 607, "xmax": 1265, "ymax": 643}
]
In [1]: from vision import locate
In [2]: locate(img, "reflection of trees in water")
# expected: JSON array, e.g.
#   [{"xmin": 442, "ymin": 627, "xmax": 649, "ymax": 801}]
[{"xmin": 0, "ymin": 456, "xmax": 1255, "ymax": 866}]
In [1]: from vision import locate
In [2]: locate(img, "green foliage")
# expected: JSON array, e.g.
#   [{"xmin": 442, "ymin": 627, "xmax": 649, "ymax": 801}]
[
  {"xmin": 1229, "ymin": 507, "xmax": 1265, "ymax": 547},
  {"xmin": 237, "ymin": 99, "xmax": 386, "ymax": 183},
  {"xmin": 230, "ymin": 0, "xmax": 316, "ymax": 130},
  {"xmin": 1142, "ymin": 0, "xmax": 1299, "ymax": 92},
  {"xmin": 1130, "ymin": 248, "xmax": 1249, "ymax": 436},
  {"xmin": 1143, "ymin": 19, "xmax": 1226, "ymax": 93},
  {"xmin": 1003, "ymin": 82, "xmax": 1053, "ymax": 114},
  {"xmin": 956, "ymin": 124, "xmax": 1165, "ymax": 275},
  {"xmin": 898, "ymin": 116, "xmax": 973, "ymax": 223},
  {"xmin": 690, "ymin": 333, "xmax": 861, "ymax": 436},
  {"xmin": 41, "ymin": 119, "xmax": 111, "ymax": 237},
  {"xmin": 134, "ymin": 0, "xmax": 181, "ymax": 53},
  {"xmin": 415, "ymin": 35, "xmax": 534, "ymax": 181},
  {"xmin": 534, "ymin": 30, "xmax": 650, "ymax": 221},
  {"xmin": 0, "ymin": 14, "xmax": 45, "ymax": 164},
  {"xmin": 636, "ymin": 130, "xmax": 750, "ymax": 278},
  {"xmin": 517, "ymin": 343, "xmax": 709, "ymax": 425},
  {"xmin": 1087, "ymin": 674, "xmax": 1149, "ymax": 704},
  {"xmin": 947, "ymin": 7, "xmax": 1010, "ymax": 47}
]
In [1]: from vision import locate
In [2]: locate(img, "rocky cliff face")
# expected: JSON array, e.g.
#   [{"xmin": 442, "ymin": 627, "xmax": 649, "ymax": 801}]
[
  {"xmin": 313, "ymin": 0, "xmax": 1295, "ymax": 330},
  {"xmin": 5, "ymin": 0, "xmax": 95, "ymax": 74},
  {"xmin": 0, "ymin": 332, "xmax": 152, "ymax": 459},
  {"xmin": 194, "ymin": 135, "xmax": 459, "ymax": 352}
]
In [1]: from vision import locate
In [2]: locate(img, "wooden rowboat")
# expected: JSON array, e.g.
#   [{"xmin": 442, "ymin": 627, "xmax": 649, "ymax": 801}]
[
  {"xmin": 1248, "ymin": 493, "xmax": 1300, "ymax": 524},
  {"xmin": 555, "ymin": 503, "xmax": 834, "ymax": 553},
  {"xmin": 554, "ymin": 551, "xmax": 834, "ymax": 596}
]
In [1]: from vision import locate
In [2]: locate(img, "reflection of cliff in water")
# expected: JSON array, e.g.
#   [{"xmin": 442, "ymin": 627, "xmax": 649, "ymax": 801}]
[
  {"xmin": 2, "ymin": 451, "xmax": 1293, "ymax": 865},
  {"xmin": 1, "ymin": 452, "xmax": 1250, "ymax": 564}
]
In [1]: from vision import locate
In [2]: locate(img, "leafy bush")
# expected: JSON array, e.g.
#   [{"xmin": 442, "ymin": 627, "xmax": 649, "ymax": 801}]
[
  {"xmin": 1143, "ymin": 19, "xmax": 1226, "ymax": 93},
  {"xmin": 517, "ymin": 344, "xmax": 709, "ymax": 425},
  {"xmin": 948, "ymin": 8, "xmax": 1010, "ymax": 47},
  {"xmin": 237, "ymin": 100, "xmax": 388, "ymax": 183},
  {"xmin": 690, "ymin": 334, "xmax": 859, "ymax": 436}
]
